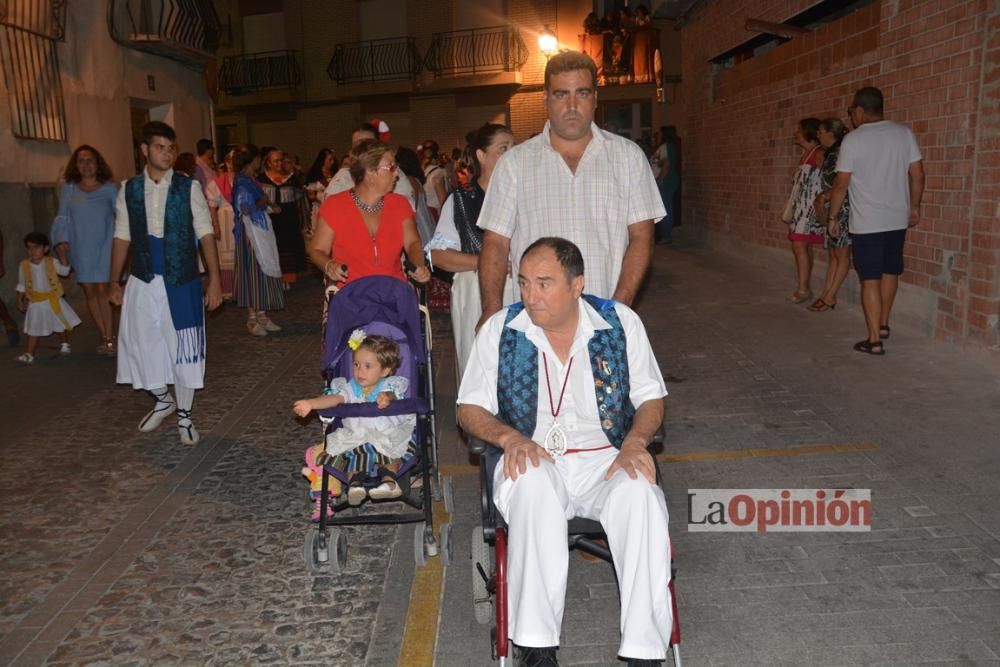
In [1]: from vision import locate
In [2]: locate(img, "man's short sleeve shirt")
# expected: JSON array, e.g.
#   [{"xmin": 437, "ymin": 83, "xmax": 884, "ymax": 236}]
[{"xmin": 477, "ymin": 122, "xmax": 665, "ymax": 300}]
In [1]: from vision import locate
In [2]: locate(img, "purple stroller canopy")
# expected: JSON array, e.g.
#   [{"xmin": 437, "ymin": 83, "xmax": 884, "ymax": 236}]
[{"xmin": 322, "ymin": 276, "xmax": 425, "ymax": 380}]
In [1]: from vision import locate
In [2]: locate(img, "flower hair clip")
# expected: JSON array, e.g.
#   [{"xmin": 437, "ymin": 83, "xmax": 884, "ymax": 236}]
[{"xmin": 347, "ymin": 328, "xmax": 367, "ymax": 351}]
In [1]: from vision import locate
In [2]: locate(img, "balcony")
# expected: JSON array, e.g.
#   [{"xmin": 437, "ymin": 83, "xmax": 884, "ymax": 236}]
[
  {"xmin": 326, "ymin": 37, "xmax": 422, "ymax": 85},
  {"xmin": 219, "ymin": 50, "xmax": 301, "ymax": 96},
  {"xmin": 108, "ymin": 0, "xmax": 221, "ymax": 67},
  {"xmin": 579, "ymin": 28, "xmax": 661, "ymax": 87},
  {"xmin": 424, "ymin": 25, "xmax": 528, "ymax": 81}
]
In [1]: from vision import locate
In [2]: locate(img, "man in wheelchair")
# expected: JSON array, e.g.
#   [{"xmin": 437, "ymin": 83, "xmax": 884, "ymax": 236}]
[{"xmin": 458, "ymin": 237, "xmax": 672, "ymax": 666}]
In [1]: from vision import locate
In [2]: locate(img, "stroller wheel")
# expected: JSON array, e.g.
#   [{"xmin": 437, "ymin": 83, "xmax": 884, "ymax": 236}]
[
  {"xmin": 442, "ymin": 475, "xmax": 455, "ymax": 515},
  {"xmin": 440, "ymin": 522, "xmax": 453, "ymax": 567},
  {"xmin": 329, "ymin": 528, "xmax": 348, "ymax": 574},
  {"xmin": 304, "ymin": 528, "xmax": 328, "ymax": 574},
  {"xmin": 471, "ymin": 526, "xmax": 494, "ymax": 625}
]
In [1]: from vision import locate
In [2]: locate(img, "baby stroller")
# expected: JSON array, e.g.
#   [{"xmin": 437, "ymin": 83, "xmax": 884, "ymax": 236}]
[
  {"xmin": 467, "ymin": 436, "xmax": 683, "ymax": 666},
  {"xmin": 304, "ymin": 275, "xmax": 445, "ymax": 574}
]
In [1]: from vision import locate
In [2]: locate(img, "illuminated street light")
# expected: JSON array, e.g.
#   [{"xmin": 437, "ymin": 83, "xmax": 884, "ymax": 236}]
[{"xmin": 538, "ymin": 25, "xmax": 558, "ymax": 58}]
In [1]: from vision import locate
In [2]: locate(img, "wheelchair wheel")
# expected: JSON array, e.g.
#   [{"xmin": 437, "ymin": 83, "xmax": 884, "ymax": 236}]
[
  {"xmin": 304, "ymin": 528, "xmax": 328, "ymax": 574},
  {"xmin": 471, "ymin": 526, "xmax": 494, "ymax": 625},
  {"xmin": 442, "ymin": 475, "xmax": 455, "ymax": 515},
  {"xmin": 440, "ymin": 522, "xmax": 453, "ymax": 566},
  {"xmin": 329, "ymin": 528, "xmax": 348, "ymax": 574}
]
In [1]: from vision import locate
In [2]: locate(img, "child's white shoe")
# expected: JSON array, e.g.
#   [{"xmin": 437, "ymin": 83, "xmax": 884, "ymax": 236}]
[
  {"xmin": 15, "ymin": 352, "xmax": 34, "ymax": 364},
  {"xmin": 59, "ymin": 342, "xmax": 71, "ymax": 356},
  {"xmin": 368, "ymin": 480, "xmax": 402, "ymax": 500},
  {"xmin": 347, "ymin": 484, "xmax": 367, "ymax": 506}
]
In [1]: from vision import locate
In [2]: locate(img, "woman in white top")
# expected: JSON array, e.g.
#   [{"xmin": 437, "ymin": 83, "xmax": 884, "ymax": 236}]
[{"xmin": 424, "ymin": 123, "xmax": 515, "ymax": 382}]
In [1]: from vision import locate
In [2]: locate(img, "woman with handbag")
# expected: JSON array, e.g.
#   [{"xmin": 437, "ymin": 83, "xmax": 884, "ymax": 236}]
[
  {"xmin": 783, "ymin": 118, "xmax": 825, "ymax": 303},
  {"xmin": 231, "ymin": 144, "xmax": 285, "ymax": 336}
]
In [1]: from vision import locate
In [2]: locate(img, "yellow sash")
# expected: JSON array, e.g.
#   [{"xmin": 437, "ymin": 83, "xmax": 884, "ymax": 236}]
[{"xmin": 21, "ymin": 258, "xmax": 69, "ymax": 328}]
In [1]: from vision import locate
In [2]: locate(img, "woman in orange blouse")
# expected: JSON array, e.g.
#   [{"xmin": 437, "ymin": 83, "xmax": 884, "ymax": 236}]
[{"xmin": 310, "ymin": 140, "xmax": 430, "ymax": 286}]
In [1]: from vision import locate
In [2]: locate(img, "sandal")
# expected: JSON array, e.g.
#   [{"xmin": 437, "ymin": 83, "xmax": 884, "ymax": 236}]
[
  {"xmin": 807, "ymin": 298, "xmax": 836, "ymax": 312},
  {"xmin": 853, "ymin": 339, "xmax": 885, "ymax": 355},
  {"xmin": 879, "ymin": 325, "xmax": 890, "ymax": 340},
  {"xmin": 786, "ymin": 290, "xmax": 812, "ymax": 304}
]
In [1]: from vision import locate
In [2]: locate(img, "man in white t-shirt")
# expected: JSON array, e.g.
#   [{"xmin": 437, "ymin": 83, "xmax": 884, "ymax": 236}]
[{"xmin": 829, "ymin": 87, "xmax": 924, "ymax": 355}]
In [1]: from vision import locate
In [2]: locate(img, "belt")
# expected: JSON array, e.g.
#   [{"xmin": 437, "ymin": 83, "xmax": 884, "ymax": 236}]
[{"xmin": 564, "ymin": 444, "xmax": 614, "ymax": 455}]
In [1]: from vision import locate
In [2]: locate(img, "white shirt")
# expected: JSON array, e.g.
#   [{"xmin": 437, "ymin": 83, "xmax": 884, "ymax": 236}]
[
  {"xmin": 324, "ymin": 166, "xmax": 416, "ymax": 210},
  {"xmin": 113, "ymin": 168, "xmax": 214, "ymax": 241},
  {"xmin": 478, "ymin": 121, "xmax": 665, "ymax": 300},
  {"xmin": 836, "ymin": 120, "xmax": 922, "ymax": 234},
  {"xmin": 424, "ymin": 164, "xmax": 447, "ymax": 210},
  {"xmin": 458, "ymin": 298, "xmax": 667, "ymax": 450},
  {"xmin": 424, "ymin": 195, "xmax": 460, "ymax": 258}
]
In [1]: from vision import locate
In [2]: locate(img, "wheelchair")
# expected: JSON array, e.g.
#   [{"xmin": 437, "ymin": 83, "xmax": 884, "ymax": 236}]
[{"xmin": 468, "ymin": 436, "xmax": 682, "ymax": 666}]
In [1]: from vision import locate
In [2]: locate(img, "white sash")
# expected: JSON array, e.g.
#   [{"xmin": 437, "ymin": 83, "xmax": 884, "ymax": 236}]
[{"xmin": 242, "ymin": 213, "xmax": 282, "ymax": 278}]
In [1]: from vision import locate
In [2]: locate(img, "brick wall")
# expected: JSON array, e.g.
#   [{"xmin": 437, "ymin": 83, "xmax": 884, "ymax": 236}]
[{"xmin": 675, "ymin": 0, "xmax": 999, "ymax": 349}]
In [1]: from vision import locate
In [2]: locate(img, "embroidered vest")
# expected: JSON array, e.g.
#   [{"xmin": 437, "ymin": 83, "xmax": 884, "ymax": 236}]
[
  {"xmin": 20, "ymin": 257, "xmax": 63, "ymax": 298},
  {"xmin": 496, "ymin": 295, "xmax": 634, "ymax": 449},
  {"xmin": 125, "ymin": 174, "xmax": 198, "ymax": 285}
]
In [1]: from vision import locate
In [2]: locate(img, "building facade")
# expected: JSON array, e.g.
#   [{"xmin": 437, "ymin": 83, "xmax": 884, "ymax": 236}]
[
  {"xmin": 212, "ymin": 0, "xmax": 679, "ymax": 162},
  {"xmin": 0, "ymin": 0, "xmax": 217, "ymax": 306},
  {"xmin": 674, "ymin": 0, "xmax": 1000, "ymax": 349}
]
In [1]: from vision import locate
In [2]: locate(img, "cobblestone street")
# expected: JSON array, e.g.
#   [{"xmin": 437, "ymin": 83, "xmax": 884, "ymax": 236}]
[{"xmin": 2, "ymin": 243, "xmax": 1000, "ymax": 666}]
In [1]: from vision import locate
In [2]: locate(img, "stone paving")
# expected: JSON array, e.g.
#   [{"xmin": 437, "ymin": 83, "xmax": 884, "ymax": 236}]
[
  {"xmin": 433, "ymin": 243, "xmax": 1000, "ymax": 666},
  {"xmin": 0, "ymin": 278, "xmax": 414, "ymax": 665},
  {"xmin": 2, "ymin": 241, "xmax": 1000, "ymax": 666}
]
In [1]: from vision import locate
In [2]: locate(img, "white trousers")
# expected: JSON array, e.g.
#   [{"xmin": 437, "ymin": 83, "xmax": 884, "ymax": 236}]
[
  {"xmin": 493, "ymin": 447, "xmax": 672, "ymax": 660},
  {"xmin": 117, "ymin": 275, "xmax": 205, "ymax": 390}
]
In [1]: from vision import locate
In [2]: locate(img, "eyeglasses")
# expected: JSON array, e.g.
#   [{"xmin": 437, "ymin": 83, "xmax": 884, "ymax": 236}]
[{"xmin": 377, "ymin": 162, "xmax": 398, "ymax": 172}]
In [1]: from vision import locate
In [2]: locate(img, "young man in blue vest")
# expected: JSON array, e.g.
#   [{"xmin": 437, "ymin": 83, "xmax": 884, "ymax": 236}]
[
  {"xmin": 109, "ymin": 121, "xmax": 223, "ymax": 445},
  {"xmin": 458, "ymin": 237, "xmax": 671, "ymax": 666}
]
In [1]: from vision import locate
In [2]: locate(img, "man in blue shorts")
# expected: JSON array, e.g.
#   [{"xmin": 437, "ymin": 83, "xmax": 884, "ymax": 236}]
[{"xmin": 829, "ymin": 86, "xmax": 924, "ymax": 355}]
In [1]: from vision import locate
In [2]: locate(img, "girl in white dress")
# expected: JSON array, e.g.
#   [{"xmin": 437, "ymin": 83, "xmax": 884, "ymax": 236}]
[
  {"xmin": 293, "ymin": 332, "xmax": 416, "ymax": 510},
  {"xmin": 15, "ymin": 232, "xmax": 82, "ymax": 364}
]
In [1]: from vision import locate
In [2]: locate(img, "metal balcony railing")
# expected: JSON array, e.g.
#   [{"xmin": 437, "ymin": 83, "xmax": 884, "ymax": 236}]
[
  {"xmin": 107, "ymin": 0, "xmax": 221, "ymax": 67},
  {"xmin": 424, "ymin": 25, "xmax": 528, "ymax": 78},
  {"xmin": 327, "ymin": 37, "xmax": 422, "ymax": 84},
  {"xmin": 0, "ymin": 0, "xmax": 67, "ymax": 141},
  {"xmin": 579, "ymin": 28, "xmax": 662, "ymax": 86},
  {"xmin": 219, "ymin": 50, "xmax": 302, "ymax": 95}
]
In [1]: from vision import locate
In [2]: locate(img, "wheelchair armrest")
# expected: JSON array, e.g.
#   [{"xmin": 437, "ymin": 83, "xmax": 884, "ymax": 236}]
[
  {"xmin": 468, "ymin": 435, "xmax": 489, "ymax": 455},
  {"xmin": 651, "ymin": 423, "xmax": 665, "ymax": 446}
]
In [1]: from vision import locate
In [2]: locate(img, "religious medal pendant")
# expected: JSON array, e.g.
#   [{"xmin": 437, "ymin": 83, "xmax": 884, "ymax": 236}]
[{"xmin": 544, "ymin": 420, "xmax": 568, "ymax": 457}]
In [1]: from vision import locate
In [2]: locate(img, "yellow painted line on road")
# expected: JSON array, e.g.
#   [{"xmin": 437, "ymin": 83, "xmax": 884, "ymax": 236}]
[
  {"xmin": 398, "ymin": 498, "xmax": 450, "ymax": 667},
  {"xmin": 438, "ymin": 442, "xmax": 878, "ymax": 477}
]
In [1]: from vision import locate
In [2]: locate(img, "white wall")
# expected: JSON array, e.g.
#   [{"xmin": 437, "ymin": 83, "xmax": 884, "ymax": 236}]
[{"xmin": 0, "ymin": 2, "xmax": 213, "ymax": 186}]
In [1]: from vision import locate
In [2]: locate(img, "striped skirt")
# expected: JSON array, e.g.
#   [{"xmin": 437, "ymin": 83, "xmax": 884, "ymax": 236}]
[
  {"xmin": 233, "ymin": 219, "xmax": 285, "ymax": 312},
  {"xmin": 329, "ymin": 439, "xmax": 418, "ymax": 482}
]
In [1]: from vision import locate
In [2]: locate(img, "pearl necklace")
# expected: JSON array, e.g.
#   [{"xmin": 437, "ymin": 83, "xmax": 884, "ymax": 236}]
[{"xmin": 351, "ymin": 188, "xmax": 384, "ymax": 214}]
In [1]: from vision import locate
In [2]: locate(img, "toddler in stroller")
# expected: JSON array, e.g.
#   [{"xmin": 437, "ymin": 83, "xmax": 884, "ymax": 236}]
[{"xmin": 293, "ymin": 331, "xmax": 416, "ymax": 510}]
